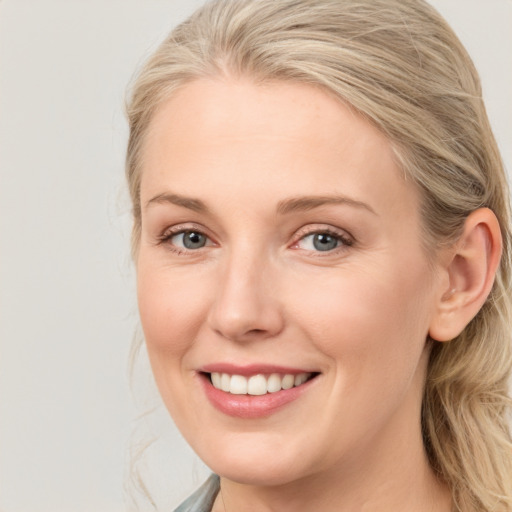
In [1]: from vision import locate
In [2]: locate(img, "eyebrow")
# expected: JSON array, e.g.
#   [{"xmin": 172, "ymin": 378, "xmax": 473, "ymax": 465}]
[
  {"xmin": 145, "ymin": 192, "xmax": 377, "ymax": 216},
  {"xmin": 277, "ymin": 195, "xmax": 377, "ymax": 216},
  {"xmin": 145, "ymin": 193, "xmax": 210, "ymax": 213}
]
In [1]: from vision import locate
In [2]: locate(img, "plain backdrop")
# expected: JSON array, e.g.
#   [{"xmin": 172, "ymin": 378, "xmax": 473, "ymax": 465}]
[{"xmin": 0, "ymin": 1, "xmax": 510, "ymax": 511}]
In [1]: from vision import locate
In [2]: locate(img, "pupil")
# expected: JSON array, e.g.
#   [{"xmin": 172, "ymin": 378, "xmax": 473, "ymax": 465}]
[
  {"xmin": 183, "ymin": 231, "xmax": 206, "ymax": 249},
  {"xmin": 313, "ymin": 233, "xmax": 338, "ymax": 251}
]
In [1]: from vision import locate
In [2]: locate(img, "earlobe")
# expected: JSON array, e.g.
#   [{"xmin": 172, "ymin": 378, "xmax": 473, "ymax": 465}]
[{"xmin": 428, "ymin": 208, "xmax": 502, "ymax": 342}]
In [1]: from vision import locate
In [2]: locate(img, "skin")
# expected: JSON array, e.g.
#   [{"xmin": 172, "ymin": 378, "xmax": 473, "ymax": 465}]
[{"xmin": 136, "ymin": 77, "xmax": 455, "ymax": 511}]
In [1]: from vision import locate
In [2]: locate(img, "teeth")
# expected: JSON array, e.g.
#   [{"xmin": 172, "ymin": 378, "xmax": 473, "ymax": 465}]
[
  {"xmin": 294, "ymin": 373, "xmax": 308, "ymax": 386},
  {"xmin": 267, "ymin": 373, "xmax": 282, "ymax": 393},
  {"xmin": 221, "ymin": 373, "xmax": 231, "ymax": 392},
  {"xmin": 211, "ymin": 372, "xmax": 221, "ymax": 388},
  {"xmin": 210, "ymin": 372, "xmax": 312, "ymax": 395},
  {"xmin": 248, "ymin": 374, "xmax": 267, "ymax": 395},
  {"xmin": 230, "ymin": 374, "xmax": 248, "ymax": 394},
  {"xmin": 281, "ymin": 374, "xmax": 294, "ymax": 390}
]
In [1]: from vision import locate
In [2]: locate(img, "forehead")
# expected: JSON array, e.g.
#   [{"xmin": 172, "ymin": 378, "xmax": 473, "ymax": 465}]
[{"xmin": 140, "ymin": 77, "xmax": 419, "ymax": 220}]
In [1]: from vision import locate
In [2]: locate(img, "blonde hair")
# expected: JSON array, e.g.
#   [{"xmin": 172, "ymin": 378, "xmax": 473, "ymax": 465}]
[{"xmin": 126, "ymin": 0, "xmax": 512, "ymax": 509}]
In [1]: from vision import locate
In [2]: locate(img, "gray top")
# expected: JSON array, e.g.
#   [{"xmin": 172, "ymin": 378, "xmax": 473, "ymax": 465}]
[{"xmin": 173, "ymin": 474, "xmax": 220, "ymax": 512}]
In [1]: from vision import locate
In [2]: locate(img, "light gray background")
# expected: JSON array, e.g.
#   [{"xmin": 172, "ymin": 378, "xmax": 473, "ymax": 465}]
[{"xmin": 0, "ymin": 1, "xmax": 510, "ymax": 511}]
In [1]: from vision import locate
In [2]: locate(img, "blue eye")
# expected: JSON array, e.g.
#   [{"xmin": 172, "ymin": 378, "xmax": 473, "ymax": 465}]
[
  {"xmin": 171, "ymin": 231, "xmax": 208, "ymax": 249},
  {"xmin": 311, "ymin": 233, "xmax": 339, "ymax": 251},
  {"xmin": 297, "ymin": 231, "xmax": 350, "ymax": 252}
]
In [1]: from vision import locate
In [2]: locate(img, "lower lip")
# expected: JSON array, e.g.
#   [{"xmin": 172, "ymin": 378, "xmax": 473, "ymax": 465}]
[{"xmin": 199, "ymin": 373, "xmax": 317, "ymax": 419}]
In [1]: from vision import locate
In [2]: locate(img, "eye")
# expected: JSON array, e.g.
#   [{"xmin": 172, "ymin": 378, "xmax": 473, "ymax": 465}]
[
  {"xmin": 170, "ymin": 230, "xmax": 209, "ymax": 250},
  {"xmin": 295, "ymin": 230, "xmax": 352, "ymax": 252},
  {"xmin": 156, "ymin": 224, "xmax": 216, "ymax": 255}
]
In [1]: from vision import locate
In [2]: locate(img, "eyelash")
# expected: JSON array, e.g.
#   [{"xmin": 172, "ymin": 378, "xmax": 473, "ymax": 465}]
[
  {"xmin": 291, "ymin": 226, "xmax": 354, "ymax": 256},
  {"xmin": 156, "ymin": 224, "xmax": 354, "ymax": 256},
  {"xmin": 156, "ymin": 224, "xmax": 214, "ymax": 255}
]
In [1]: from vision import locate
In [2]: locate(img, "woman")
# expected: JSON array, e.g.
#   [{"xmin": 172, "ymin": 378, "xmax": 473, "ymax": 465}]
[{"xmin": 125, "ymin": 0, "xmax": 512, "ymax": 510}]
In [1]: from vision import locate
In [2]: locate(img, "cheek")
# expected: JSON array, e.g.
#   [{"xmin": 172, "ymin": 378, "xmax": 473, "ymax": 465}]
[
  {"xmin": 136, "ymin": 260, "xmax": 215, "ymax": 426},
  {"xmin": 294, "ymin": 267, "xmax": 433, "ymax": 441},
  {"xmin": 288, "ymin": 260, "xmax": 433, "ymax": 383},
  {"xmin": 136, "ymin": 260, "xmax": 211, "ymax": 358}
]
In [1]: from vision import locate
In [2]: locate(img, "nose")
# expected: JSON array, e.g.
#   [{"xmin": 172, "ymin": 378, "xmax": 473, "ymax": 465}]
[{"xmin": 207, "ymin": 249, "xmax": 285, "ymax": 342}]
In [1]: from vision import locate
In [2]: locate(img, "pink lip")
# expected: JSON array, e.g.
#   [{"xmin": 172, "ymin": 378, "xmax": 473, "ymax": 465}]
[{"xmin": 197, "ymin": 367, "xmax": 319, "ymax": 419}]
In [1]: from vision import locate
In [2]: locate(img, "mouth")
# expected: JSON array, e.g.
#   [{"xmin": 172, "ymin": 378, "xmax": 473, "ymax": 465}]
[
  {"xmin": 198, "ymin": 368, "xmax": 320, "ymax": 419},
  {"xmin": 206, "ymin": 371, "xmax": 317, "ymax": 395}
]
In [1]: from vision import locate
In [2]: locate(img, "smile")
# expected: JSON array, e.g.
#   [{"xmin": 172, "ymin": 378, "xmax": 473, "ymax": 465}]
[
  {"xmin": 209, "ymin": 372, "xmax": 313, "ymax": 395},
  {"xmin": 199, "ymin": 368, "xmax": 320, "ymax": 419}
]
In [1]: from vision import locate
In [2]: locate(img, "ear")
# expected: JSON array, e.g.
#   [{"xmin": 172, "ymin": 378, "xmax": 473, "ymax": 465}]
[{"xmin": 429, "ymin": 208, "xmax": 502, "ymax": 342}]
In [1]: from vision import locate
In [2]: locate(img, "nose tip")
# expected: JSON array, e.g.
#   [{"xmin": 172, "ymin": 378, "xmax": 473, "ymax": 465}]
[{"xmin": 207, "ymin": 265, "xmax": 284, "ymax": 342}]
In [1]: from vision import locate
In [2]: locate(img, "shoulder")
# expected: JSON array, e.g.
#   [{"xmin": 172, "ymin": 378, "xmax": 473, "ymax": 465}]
[{"xmin": 173, "ymin": 474, "xmax": 220, "ymax": 512}]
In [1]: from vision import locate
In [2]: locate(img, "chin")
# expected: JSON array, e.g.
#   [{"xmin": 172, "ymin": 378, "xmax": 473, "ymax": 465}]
[
  {"xmin": 193, "ymin": 434, "xmax": 319, "ymax": 487},
  {"xmin": 212, "ymin": 459, "xmax": 307, "ymax": 487}
]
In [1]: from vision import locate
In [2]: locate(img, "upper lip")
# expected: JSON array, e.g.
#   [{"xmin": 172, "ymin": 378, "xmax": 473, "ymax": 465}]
[{"xmin": 199, "ymin": 363, "xmax": 318, "ymax": 376}]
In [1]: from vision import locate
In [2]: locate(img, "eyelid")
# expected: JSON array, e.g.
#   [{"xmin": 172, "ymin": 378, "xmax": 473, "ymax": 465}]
[
  {"xmin": 290, "ymin": 224, "xmax": 354, "ymax": 251},
  {"xmin": 157, "ymin": 223, "xmax": 216, "ymax": 250},
  {"xmin": 155, "ymin": 222, "xmax": 353, "ymax": 254},
  {"xmin": 160, "ymin": 222, "xmax": 207, "ymax": 239}
]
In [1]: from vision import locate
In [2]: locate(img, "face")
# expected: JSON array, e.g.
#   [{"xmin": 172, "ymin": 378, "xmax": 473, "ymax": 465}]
[{"xmin": 137, "ymin": 78, "xmax": 443, "ymax": 486}]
